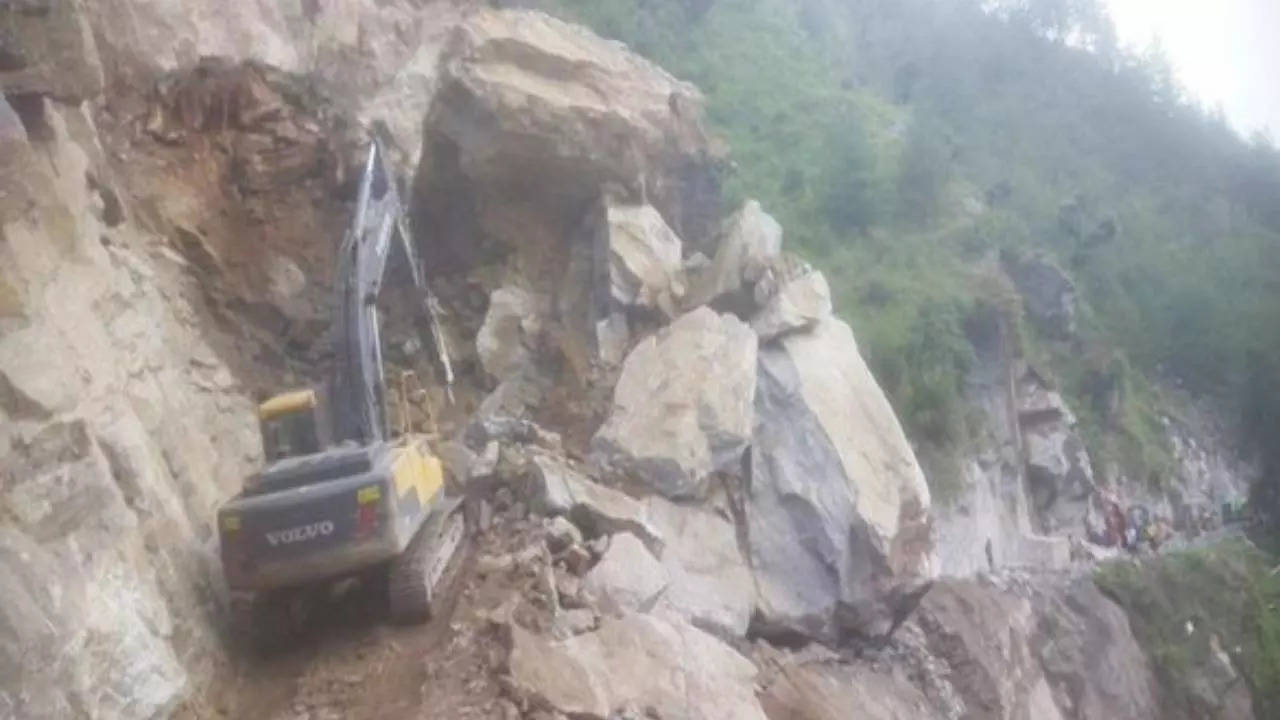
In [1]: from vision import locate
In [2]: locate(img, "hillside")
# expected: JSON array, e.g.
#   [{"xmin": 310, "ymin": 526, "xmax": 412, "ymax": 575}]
[{"xmin": 537, "ymin": 0, "xmax": 1280, "ymax": 517}]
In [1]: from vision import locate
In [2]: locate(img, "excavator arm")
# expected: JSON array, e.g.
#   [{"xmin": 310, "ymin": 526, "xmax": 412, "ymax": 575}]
[{"xmin": 329, "ymin": 140, "xmax": 454, "ymax": 446}]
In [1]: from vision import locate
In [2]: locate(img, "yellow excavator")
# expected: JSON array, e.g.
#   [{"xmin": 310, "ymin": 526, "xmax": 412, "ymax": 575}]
[{"xmin": 217, "ymin": 139, "xmax": 464, "ymax": 642}]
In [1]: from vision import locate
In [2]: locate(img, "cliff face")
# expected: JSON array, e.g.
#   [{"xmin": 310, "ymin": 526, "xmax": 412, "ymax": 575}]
[{"xmin": 1, "ymin": 2, "xmax": 473, "ymax": 715}]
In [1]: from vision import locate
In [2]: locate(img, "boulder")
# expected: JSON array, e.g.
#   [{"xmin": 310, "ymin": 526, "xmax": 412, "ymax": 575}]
[
  {"xmin": 688, "ymin": 200, "xmax": 782, "ymax": 310},
  {"xmin": 545, "ymin": 516, "xmax": 583, "ymax": 553},
  {"xmin": 750, "ymin": 268, "xmax": 832, "ymax": 342},
  {"xmin": 527, "ymin": 452, "xmax": 664, "ymax": 555},
  {"xmin": 568, "ymin": 198, "xmax": 686, "ymax": 367},
  {"xmin": 421, "ymin": 8, "xmax": 722, "ymax": 269},
  {"xmin": 582, "ymin": 532, "xmax": 670, "ymax": 615},
  {"xmin": 644, "ymin": 496, "xmax": 754, "ymax": 639},
  {"xmin": 592, "ymin": 308, "xmax": 756, "ymax": 499},
  {"xmin": 598, "ymin": 201, "xmax": 685, "ymax": 317},
  {"xmin": 748, "ymin": 317, "xmax": 934, "ymax": 640},
  {"xmin": 476, "ymin": 286, "xmax": 543, "ymax": 381},
  {"xmin": 505, "ymin": 613, "xmax": 767, "ymax": 720}
]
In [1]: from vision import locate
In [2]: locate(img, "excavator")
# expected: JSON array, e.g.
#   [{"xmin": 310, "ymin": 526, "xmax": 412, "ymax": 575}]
[{"xmin": 216, "ymin": 139, "xmax": 465, "ymax": 643}]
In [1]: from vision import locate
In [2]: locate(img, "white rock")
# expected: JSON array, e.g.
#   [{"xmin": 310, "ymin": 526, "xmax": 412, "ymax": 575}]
[
  {"xmin": 591, "ymin": 308, "xmax": 756, "ymax": 499},
  {"xmin": 601, "ymin": 202, "xmax": 684, "ymax": 316},
  {"xmin": 644, "ymin": 496, "xmax": 753, "ymax": 639},
  {"xmin": 546, "ymin": 516, "xmax": 583, "ymax": 553},
  {"xmin": 750, "ymin": 268, "xmax": 832, "ymax": 341},
  {"xmin": 528, "ymin": 452, "xmax": 664, "ymax": 555},
  {"xmin": 583, "ymin": 532, "xmax": 670, "ymax": 615}
]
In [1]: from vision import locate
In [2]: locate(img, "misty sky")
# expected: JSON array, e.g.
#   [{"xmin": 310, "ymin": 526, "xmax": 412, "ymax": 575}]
[{"xmin": 1102, "ymin": 0, "xmax": 1280, "ymax": 139}]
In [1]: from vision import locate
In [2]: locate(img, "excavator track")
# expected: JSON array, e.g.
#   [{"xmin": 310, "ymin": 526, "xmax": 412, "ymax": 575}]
[{"xmin": 388, "ymin": 504, "xmax": 469, "ymax": 624}]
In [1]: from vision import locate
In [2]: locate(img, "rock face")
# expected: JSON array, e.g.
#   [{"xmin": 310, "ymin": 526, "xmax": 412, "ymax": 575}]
[
  {"xmin": 505, "ymin": 613, "xmax": 768, "ymax": 720},
  {"xmin": 0, "ymin": 96, "xmax": 261, "ymax": 718},
  {"xmin": 1017, "ymin": 368, "xmax": 1096, "ymax": 535},
  {"xmin": 749, "ymin": 317, "xmax": 934, "ymax": 640},
  {"xmin": 758, "ymin": 653, "xmax": 937, "ymax": 720},
  {"xmin": 1002, "ymin": 251, "xmax": 1077, "ymax": 339},
  {"xmin": 915, "ymin": 576, "xmax": 1159, "ymax": 720},
  {"xmin": 592, "ymin": 308, "xmax": 757, "ymax": 499}
]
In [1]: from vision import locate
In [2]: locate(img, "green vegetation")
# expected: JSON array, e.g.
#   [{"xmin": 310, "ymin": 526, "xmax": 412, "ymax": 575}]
[
  {"xmin": 536, "ymin": 0, "xmax": 1280, "ymax": 517},
  {"xmin": 1095, "ymin": 540, "xmax": 1280, "ymax": 719}
]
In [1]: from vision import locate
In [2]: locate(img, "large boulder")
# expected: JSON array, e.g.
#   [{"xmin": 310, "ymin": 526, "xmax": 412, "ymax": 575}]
[
  {"xmin": 748, "ymin": 317, "xmax": 934, "ymax": 640},
  {"xmin": 644, "ymin": 496, "xmax": 755, "ymax": 639},
  {"xmin": 505, "ymin": 613, "xmax": 768, "ymax": 720},
  {"xmin": 419, "ymin": 8, "xmax": 722, "ymax": 270},
  {"xmin": 592, "ymin": 308, "xmax": 756, "ymax": 499}
]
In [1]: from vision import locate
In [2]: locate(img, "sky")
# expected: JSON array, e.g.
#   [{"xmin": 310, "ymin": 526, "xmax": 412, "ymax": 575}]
[{"xmin": 1102, "ymin": 0, "xmax": 1280, "ymax": 139}]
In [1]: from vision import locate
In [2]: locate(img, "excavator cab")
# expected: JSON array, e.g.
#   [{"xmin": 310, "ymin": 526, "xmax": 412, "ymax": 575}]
[{"xmin": 257, "ymin": 390, "xmax": 324, "ymax": 463}]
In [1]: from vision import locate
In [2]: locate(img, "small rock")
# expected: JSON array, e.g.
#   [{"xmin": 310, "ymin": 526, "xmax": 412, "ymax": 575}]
[
  {"xmin": 497, "ymin": 699, "xmax": 521, "ymax": 720},
  {"xmin": 750, "ymin": 267, "xmax": 832, "ymax": 341},
  {"xmin": 546, "ymin": 516, "xmax": 584, "ymax": 553},
  {"xmin": 551, "ymin": 608, "xmax": 597, "ymax": 639},
  {"xmin": 555, "ymin": 570, "xmax": 584, "ymax": 608},
  {"xmin": 583, "ymin": 533, "xmax": 670, "ymax": 615},
  {"xmin": 587, "ymin": 536, "xmax": 611, "ymax": 558},
  {"xmin": 563, "ymin": 545, "xmax": 593, "ymax": 576},
  {"xmin": 472, "ymin": 440, "xmax": 501, "ymax": 480}
]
